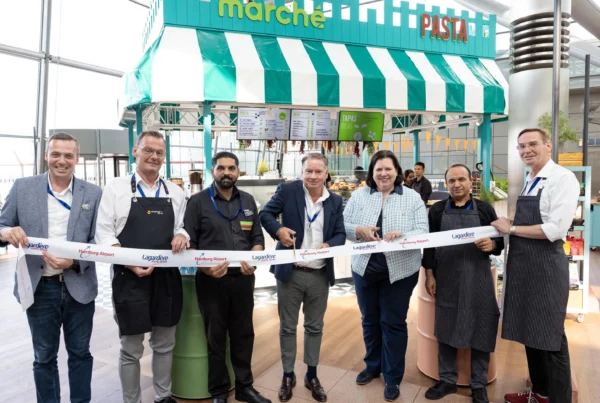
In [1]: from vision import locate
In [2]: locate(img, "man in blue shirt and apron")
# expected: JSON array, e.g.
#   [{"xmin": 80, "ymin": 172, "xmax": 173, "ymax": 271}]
[
  {"xmin": 422, "ymin": 164, "xmax": 503, "ymax": 403},
  {"xmin": 95, "ymin": 131, "xmax": 190, "ymax": 403},
  {"xmin": 493, "ymin": 128, "xmax": 580, "ymax": 403}
]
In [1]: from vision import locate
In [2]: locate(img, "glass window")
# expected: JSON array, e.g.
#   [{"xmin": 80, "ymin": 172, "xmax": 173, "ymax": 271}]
[
  {"xmin": 47, "ymin": 64, "xmax": 122, "ymax": 130},
  {"xmin": 49, "ymin": 0, "xmax": 147, "ymax": 71},
  {"xmin": 0, "ymin": 0, "xmax": 41, "ymax": 51},
  {"xmin": 0, "ymin": 55, "xmax": 39, "ymax": 135}
]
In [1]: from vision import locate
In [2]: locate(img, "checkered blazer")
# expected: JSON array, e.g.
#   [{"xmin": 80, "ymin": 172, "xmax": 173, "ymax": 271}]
[{"xmin": 343, "ymin": 185, "xmax": 428, "ymax": 283}]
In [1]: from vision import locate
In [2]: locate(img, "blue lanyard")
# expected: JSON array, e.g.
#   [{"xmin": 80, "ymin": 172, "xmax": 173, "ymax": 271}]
[
  {"xmin": 133, "ymin": 174, "xmax": 162, "ymax": 198},
  {"xmin": 306, "ymin": 206, "xmax": 322, "ymax": 227},
  {"xmin": 47, "ymin": 178, "xmax": 74, "ymax": 211},
  {"xmin": 447, "ymin": 200, "xmax": 473, "ymax": 210},
  {"xmin": 522, "ymin": 177, "xmax": 542, "ymax": 196},
  {"xmin": 209, "ymin": 185, "xmax": 243, "ymax": 221}
]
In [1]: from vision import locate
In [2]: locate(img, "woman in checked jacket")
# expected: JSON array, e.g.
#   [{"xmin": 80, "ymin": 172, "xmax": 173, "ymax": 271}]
[{"xmin": 343, "ymin": 150, "xmax": 428, "ymax": 402}]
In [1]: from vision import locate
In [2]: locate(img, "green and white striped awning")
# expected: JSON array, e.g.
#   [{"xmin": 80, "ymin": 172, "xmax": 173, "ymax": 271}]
[{"xmin": 123, "ymin": 26, "xmax": 508, "ymax": 115}]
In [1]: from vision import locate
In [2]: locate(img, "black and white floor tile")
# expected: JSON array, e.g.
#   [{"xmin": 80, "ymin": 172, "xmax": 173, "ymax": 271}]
[{"xmin": 94, "ymin": 262, "xmax": 357, "ymax": 310}]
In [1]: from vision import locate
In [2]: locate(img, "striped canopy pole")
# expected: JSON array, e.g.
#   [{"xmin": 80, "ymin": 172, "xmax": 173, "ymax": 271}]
[
  {"xmin": 165, "ymin": 131, "xmax": 172, "ymax": 179},
  {"xmin": 478, "ymin": 114, "xmax": 492, "ymax": 191},
  {"xmin": 413, "ymin": 132, "xmax": 420, "ymax": 167},
  {"xmin": 203, "ymin": 101, "xmax": 213, "ymax": 189},
  {"xmin": 127, "ymin": 121, "xmax": 135, "ymax": 174}
]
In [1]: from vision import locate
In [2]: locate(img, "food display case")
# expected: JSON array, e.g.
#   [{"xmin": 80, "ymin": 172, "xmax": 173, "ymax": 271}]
[{"xmin": 328, "ymin": 170, "xmax": 368, "ymax": 206}]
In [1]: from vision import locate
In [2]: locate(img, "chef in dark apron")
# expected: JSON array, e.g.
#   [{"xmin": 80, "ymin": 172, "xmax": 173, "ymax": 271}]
[
  {"xmin": 422, "ymin": 164, "xmax": 503, "ymax": 403},
  {"xmin": 95, "ymin": 131, "xmax": 190, "ymax": 403},
  {"xmin": 492, "ymin": 128, "xmax": 580, "ymax": 403}
]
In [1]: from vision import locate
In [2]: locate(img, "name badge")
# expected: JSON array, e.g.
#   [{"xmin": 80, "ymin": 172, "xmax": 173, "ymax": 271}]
[{"xmin": 244, "ymin": 209, "xmax": 254, "ymax": 217}]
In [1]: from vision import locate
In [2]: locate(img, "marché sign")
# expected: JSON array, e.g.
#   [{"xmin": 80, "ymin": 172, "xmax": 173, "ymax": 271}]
[{"xmin": 219, "ymin": 0, "xmax": 326, "ymax": 28}]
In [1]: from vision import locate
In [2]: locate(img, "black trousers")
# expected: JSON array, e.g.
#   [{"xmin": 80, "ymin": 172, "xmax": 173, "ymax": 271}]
[
  {"xmin": 438, "ymin": 343, "xmax": 490, "ymax": 389},
  {"xmin": 196, "ymin": 271, "xmax": 255, "ymax": 397},
  {"xmin": 526, "ymin": 332, "xmax": 572, "ymax": 402}
]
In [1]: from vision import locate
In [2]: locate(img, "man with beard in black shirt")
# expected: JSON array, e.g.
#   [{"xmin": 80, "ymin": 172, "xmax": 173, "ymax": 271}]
[{"xmin": 184, "ymin": 152, "xmax": 270, "ymax": 403}]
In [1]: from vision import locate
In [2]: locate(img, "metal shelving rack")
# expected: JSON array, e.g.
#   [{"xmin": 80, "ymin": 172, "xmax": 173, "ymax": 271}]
[{"xmin": 524, "ymin": 166, "xmax": 591, "ymax": 323}]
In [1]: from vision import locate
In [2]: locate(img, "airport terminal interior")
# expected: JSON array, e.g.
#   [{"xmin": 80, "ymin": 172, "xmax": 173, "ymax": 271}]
[{"xmin": 2, "ymin": 0, "xmax": 600, "ymax": 402}]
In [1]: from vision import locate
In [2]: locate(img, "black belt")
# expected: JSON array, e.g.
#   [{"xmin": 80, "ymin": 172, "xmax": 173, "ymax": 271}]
[
  {"xmin": 40, "ymin": 274, "xmax": 64, "ymax": 283},
  {"xmin": 292, "ymin": 264, "xmax": 325, "ymax": 273}
]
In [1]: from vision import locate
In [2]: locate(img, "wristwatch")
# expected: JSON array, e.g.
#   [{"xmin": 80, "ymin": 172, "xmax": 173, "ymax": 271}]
[
  {"xmin": 509, "ymin": 225, "xmax": 517, "ymax": 235},
  {"xmin": 69, "ymin": 260, "xmax": 81, "ymax": 274}
]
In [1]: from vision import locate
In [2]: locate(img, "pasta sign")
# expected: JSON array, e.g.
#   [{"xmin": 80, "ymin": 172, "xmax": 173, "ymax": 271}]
[{"xmin": 421, "ymin": 14, "xmax": 468, "ymax": 42}]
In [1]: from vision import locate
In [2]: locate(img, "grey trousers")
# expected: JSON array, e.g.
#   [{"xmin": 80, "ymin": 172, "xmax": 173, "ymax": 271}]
[
  {"xmin": 119, "ymin": 326, "xmax": 177, "ymax": 403},
  {"xmin": 277, "ymin": 268, "xmax": 329, "ymax": 373},
  {"xmin": 438, "ymin": 342, "xmax": 490, "ymax": 389}
]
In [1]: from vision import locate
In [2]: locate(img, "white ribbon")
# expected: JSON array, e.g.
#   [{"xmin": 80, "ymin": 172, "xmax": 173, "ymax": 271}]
[{"xmin": 20, "ymin": 226, "xmax": 501, "ymax": 267}]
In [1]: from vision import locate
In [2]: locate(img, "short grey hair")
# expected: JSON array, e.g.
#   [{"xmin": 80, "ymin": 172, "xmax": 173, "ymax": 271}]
[
  {"xmin": 301, "ymin": 153, "xmax": 328, "ymax": 168},
  {"xmin": 46, "ymin": 132, "xmax": 80, "ymax": 154},
  {"xmin": 137, "ymin": 130, "xmax": 166, "ymax": 145}
]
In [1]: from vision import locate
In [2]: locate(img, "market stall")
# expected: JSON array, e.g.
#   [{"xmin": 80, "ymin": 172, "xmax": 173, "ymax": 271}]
[{"xmin": 119, "ymin": 0, "xmax": 508, "ymax": 397}]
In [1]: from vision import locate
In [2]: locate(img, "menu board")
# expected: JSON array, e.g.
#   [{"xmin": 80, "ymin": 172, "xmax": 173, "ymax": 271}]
[
  {"xmin": 236, "ymin": 108, "xmax": 290, "ymax": 140},
  {"xmin": 337, "ymin": 111, "xmax": 384, "ymax": 142},
  {"xmin": 289, "ymin": 110, "xmax": 339, "ymax": 141}
]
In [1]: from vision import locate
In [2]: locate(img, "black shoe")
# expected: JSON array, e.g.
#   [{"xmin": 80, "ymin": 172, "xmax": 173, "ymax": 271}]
[
  {"xmin": 278, "ymin": 375, "xmax": 296, "ymax": 402},
  {"xmin": 472, "ymin": 388, "xmax": 489, "ymax": 403},
  {"xmin": 235, "ymin": 386, "xmax": 272, "ymax": 403},
  {"xmin": 212, "ymin": 396, "xmax": 227, "ymax": 403},
  {"xmin": 304, "ymin": 376, "xmax": 327, "ymax": 402},
  {"xmin": 155, "ymin": 398, "xmax": 177, "ymax": 403},
  {"xmin": 355, "ymin": 369, "xmax": 380, "ymax": 385},
  {"xmin": 424, "ymin": 381, "xmax": 458, "ymax": 400},
  {"xmin": 384, "ymin": 384, "xmax": 400, "ymax": 401}
]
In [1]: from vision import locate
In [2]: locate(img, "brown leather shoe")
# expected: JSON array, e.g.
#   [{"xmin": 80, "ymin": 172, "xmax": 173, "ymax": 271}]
[
  {"xmin": 278, "ymin": 375, "xmax": 296, "ymax": 402},
  {"xmin": 304, "ymin": 376, "xmax": 327, "ymax": 402}
]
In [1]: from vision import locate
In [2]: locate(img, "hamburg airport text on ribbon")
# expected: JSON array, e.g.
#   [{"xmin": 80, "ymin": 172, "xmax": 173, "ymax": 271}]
[{"xmin": 18, "ymin": 226, "xmax": 500, "ymax": 268}]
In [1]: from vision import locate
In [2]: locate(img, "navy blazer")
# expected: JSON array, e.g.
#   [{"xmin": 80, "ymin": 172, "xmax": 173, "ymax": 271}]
[{"xmin": 259, "ymin": 180, "xmax": 346, "ymax": 286}]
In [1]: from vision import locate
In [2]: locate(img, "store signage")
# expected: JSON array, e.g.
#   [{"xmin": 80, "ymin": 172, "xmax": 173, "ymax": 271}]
[
  {"xmin": 218, "ymin": 0, "xmax": 326, "ymax": 29},
  {"xmin": 421, "ymin": 13, "xmax": 468, "ymax": 42},
  {"xmin": 337, "ymin": 111, "xmax": 384, "ymax": 142}
]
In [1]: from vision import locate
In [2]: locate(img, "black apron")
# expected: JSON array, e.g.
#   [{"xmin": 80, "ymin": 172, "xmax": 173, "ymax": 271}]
[
  {"xmin": 434, "ymin": 199, "xmax": 500, "ymax": 352},
  {"xmin": 112, "ymin": 176, "xmax": 183, "ymax": 336},
  {"xmin": 501, "ymin": 187, "xmax": 568, "ymax": 351}
]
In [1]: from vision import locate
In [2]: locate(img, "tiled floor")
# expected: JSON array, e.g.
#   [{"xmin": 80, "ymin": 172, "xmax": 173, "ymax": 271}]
[
  {"xmin": 250, "ymin": 360, "xmax": 471, "ymax": 403},
  {"xmin": 95, "ymin": 262, "xmax": 357, "ymax": 310}
]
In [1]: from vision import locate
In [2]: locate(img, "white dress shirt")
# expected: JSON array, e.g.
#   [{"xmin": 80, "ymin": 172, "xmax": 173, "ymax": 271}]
[
  {"xmin": 296, "ymin": 185, "xmax": 329, "ymax": 269},
  {"xmin": 95, "ymin": 171, "xmax": 189, "ymax": 246},
  {"xmin": 44, "ymin": 176, "xmax": 73, "ymax": 277},
  {"xmin": 521, "ymin": 159, "xmax": 580, "ymax": 242}
]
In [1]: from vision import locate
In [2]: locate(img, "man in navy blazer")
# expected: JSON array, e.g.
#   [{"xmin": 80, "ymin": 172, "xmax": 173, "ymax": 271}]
[
  {"xmin": 259, "ymin": 153, "xmax": 345, "ymax": 403},
  {"xmin": 0, "ymin": 132, "xmax": 102, "ymax": 403}
]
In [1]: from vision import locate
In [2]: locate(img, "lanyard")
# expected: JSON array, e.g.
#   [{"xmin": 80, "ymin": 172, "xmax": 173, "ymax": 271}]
[
  {"xmin": 521, "ymin": 177, "xmax": 542, "ymax": 196},
  {"xmin": 132, "ymin": 174, "xmax": 162, "ymax": 198},
  {"xmin": 306, "ymin": 206, "xmax": 322, "ymax": 228},
  {"xmin": 47, "ymin": 178, "xmax": 74, "ymax": 211},
  {"xmin": 447, "ymin": 200, "xmax": 472, "ymax": 210},
  {"xmin": 209, "ymin": 185, "xmax": 243, "ymax": 221}
]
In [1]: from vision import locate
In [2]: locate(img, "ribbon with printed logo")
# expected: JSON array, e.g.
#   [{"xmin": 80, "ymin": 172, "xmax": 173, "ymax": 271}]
[{"xmin": 19, "ymin": 226, "xmax": 501, "ymax": 268}]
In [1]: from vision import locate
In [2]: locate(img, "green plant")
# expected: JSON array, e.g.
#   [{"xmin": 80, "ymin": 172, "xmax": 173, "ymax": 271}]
[
  {"xmin": 495, "ymin": 177, "xmax": 508, "ymax": 193},
  {"xmin": 479, "ymin": 185, "xmax": 499, "ymax": 203},
  {"xmin": 538, "ymin": 111, "xmax": 580, "ymax": 145}
]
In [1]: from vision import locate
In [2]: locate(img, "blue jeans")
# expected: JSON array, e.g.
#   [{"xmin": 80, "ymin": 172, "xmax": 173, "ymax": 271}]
[
  {"xmin": 352, "ymin": 269, "xmax": 418, "ymax": 386},
  {"xmin": 26, "ymin": 278, "xmax": 95, "ymax": 403}
]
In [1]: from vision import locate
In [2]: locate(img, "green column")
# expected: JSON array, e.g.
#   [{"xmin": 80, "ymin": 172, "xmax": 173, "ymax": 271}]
[
  {"xmin": 203, "ymin": 102, "xmax": 213, "ymax": 188},
  {"xmin": 127, "ymin": 121, "xmax": 135, "ymax": 173},
  {"xmin": 413, "ymin": 132, "xmax": 420, "ymax": 166},
  {"xmin": 135, "ymin": 106, "xmax": 143, "ymax": 136},
  {"xmin": 477, "ymin": 114, "xmax": 492, "ymax": 191},
  {"xmin": 165, "ymin": 132, "xmax": 171, "ymax": 179}
]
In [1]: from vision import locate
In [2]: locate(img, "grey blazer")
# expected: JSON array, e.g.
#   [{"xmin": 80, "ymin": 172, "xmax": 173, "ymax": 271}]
[{"xmin": 0, "ymin": 173, "xmax": 102, "ymax": 304}]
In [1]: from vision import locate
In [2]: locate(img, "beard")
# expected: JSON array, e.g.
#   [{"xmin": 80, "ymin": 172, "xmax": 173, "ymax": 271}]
[{"xmin": 216, "ymin": 175, "xmax": 236, "ymax": 189}]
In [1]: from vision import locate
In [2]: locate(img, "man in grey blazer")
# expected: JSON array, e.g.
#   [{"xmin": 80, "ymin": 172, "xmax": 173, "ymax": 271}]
[{"xmin": 0, "ymin": 132, "xmax": 102, "ymax": 403}]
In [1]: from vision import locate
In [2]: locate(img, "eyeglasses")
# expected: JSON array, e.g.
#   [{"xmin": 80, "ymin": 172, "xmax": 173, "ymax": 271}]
[
  {"xmin": 137, "ymin": 144, "xmax": 166, "ymax": 158},
  {"xmin": 516, "ymin": 141, "xmax": 546, "ymax": 151}
]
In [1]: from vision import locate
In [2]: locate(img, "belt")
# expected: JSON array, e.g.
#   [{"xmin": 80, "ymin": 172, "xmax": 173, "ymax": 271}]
[
  {"xmin": 40, "ymin": 274, "xmax": 64, "ymax": 283},
  {"xmin": 292, "ymin": 264, "xmax": 325, "ymax": 273}
]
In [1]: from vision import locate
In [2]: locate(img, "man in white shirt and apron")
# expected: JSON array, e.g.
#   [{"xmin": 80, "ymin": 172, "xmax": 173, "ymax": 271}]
[
  {"xmin": 492, "ymin": 128, "xmax": 579, "ymax": 403},
  {"xmin": 95, "ymin": 130, "xmax": 190, "ymax": 403}
]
